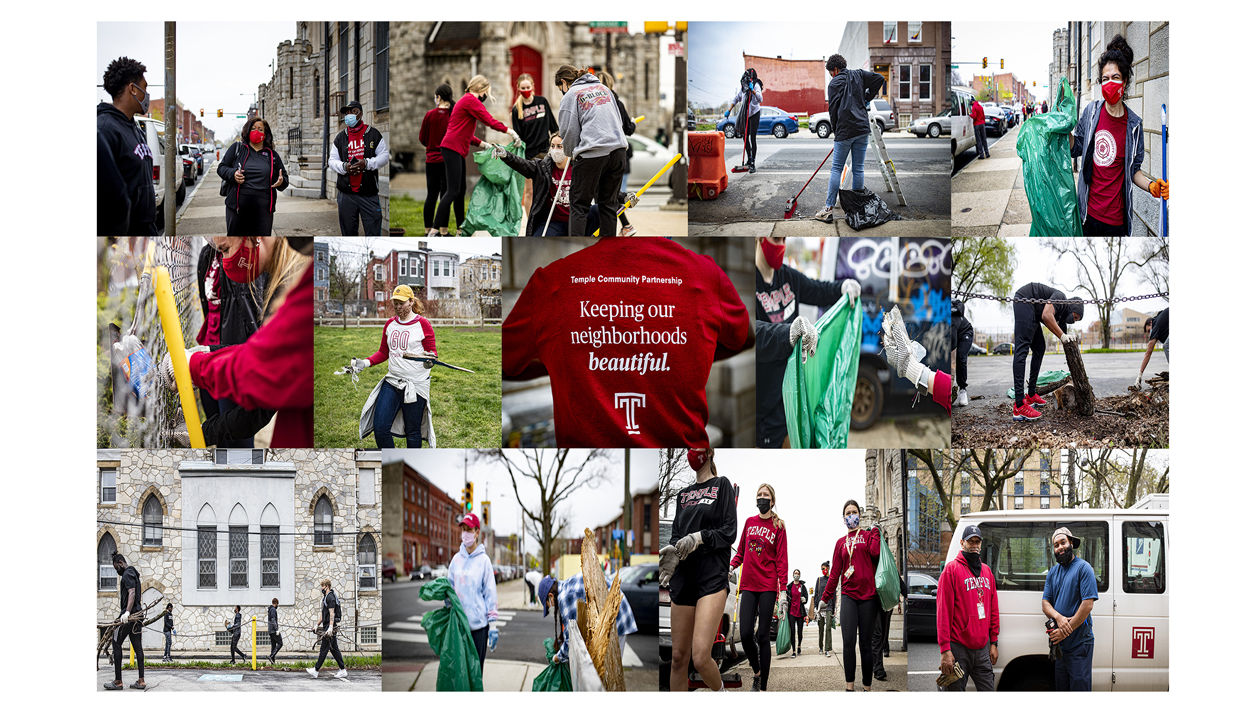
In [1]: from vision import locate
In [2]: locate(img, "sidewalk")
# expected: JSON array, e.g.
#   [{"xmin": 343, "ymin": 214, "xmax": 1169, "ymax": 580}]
[
  {"xmin": 950, "ymin": 124, "xmax": 1032, "ymax": 237},
  {"xmin": 689, "ymin": 217, "xmax": 950, "ymax": 237},
  {"xmin": 175, "ymin": 159, "xmax": 343, "ymax": 237},
  {"xmin": 383, "ymin": 659, "xmax": 545, "ymax": 692}
]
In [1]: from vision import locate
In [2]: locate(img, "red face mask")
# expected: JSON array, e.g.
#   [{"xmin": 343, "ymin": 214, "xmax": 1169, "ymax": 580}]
[
  {"xmin": 249, "ymin": 129, "xmax": 265, "ymax": 144},
  {"xmin": 1101, "ymin": 80, "xmax": 1123, "ymax": 105},
  {"xmin": 521, "ymin": 90, "xmax": 534, "ymax": 99},
  {"xmin": 221, "ymin": 238, "xmax": 261, "ymax": 283},
  {"xmin": 760, "ymin": 239, "xmax": 785, "ymax": 270}
]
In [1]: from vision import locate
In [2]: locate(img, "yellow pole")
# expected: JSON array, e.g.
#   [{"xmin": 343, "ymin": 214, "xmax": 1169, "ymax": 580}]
[
  {"xmin": 251, "ymin": 616, "xmax": 257, "ymax": 670},
  {"xmin": 633, "ymin": 115, "xmax": 645, "ymax": 123},
  {"xmin": 129, "ymin": 643, "xmax": 135, "ymax": 668},
  {"xmin": 152, "ymin": 265, "xmax": 205, "ymax": 447},
  {"xmin": 592, "ymin": 152, "xmax": 683, "ymax": 236}
]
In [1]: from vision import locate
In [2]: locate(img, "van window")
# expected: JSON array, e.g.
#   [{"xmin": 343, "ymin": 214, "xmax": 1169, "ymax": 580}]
[
  {"xmin": 981, "ymin": 521, "xmax": 1109, "ymax": 593},
  {"xmin": 1122, "ymin": 521, "xmax": 1165, "ymax": 594}
]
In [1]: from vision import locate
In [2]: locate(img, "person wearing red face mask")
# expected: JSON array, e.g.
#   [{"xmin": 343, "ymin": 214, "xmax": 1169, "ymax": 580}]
[
  {"xmin": 216, "ymin": 118, "xmax": 289, "ymax": 236},
  {"xmin": 510, "ymin": 73, "xmax": 558, "ymax": 223},
  {"xmin": 753, "ymin": 236, "xmax": 860, "ymax": 448},
  {"xmin": 1069, "ymin": 35, "xmax": 1168, "ymax": 236}
]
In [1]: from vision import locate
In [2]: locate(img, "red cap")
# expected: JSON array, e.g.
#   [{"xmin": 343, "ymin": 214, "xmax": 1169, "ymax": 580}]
[
  {"xmin": 459, "ymin": 513, "xmax": 481, "ymax": 530},
  {"xmin": 687, "ymin": 448, "xmax": 711, "ymax": 471}
]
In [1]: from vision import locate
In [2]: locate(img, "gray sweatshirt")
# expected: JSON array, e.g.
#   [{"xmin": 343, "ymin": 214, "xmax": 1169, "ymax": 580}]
[{"xmin": 557, "ymin": 73, "xmax": 629, "ymax": 160}]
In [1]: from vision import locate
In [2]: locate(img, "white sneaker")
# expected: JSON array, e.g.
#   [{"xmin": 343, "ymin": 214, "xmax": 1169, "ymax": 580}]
[
  {"xmin": 335, "ymin": 669, "xmax": 349, "ymax": 679},
  {"xmin": 306, "ymin": 667, "xmax": 318, "ymax": 678},
  {"xmin": 957, "ymin": 389, "xmax": 969, "ymax": 406},
  {"xmin": 813, "ymin": 207, "xmax": 834, "ymax": 223}
]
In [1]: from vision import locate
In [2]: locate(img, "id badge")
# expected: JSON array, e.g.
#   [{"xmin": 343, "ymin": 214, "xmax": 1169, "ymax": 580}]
[
  {"xmin": 976, "ymin": 602, "xmax": 985, "ymax": 620},
  {"xmin": 844, "ymin": 566, "xmax": 855, "ymax": 580}
]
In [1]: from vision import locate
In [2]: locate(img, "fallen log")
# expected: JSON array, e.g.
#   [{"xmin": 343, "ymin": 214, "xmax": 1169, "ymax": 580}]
[{"xmin": 1061, "ymin": 339, "xmax": 1095, "ymax": 416}]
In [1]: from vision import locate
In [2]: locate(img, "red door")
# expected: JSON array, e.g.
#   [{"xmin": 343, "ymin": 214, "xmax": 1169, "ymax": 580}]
[{"xmin": 510, "ymin": 45, "xmax": 545, "ymax": 103}]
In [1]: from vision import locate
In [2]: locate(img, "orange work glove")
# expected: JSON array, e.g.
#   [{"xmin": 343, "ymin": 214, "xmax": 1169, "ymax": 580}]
[{"xmin": 1149, "ymin": 179, "xmax": 1168, "ymax": 200}]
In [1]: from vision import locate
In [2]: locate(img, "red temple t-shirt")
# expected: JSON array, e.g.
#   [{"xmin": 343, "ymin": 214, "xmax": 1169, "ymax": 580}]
[
  {"xmin": 1087, "ymin": 107, "xmax": 1127, "ymax": 226},
  {"xmin": 731, "ymin": 515, "xmax": 789, "ymax": 593},
  {"xmin": 502, "ymin": 237, "xmax": 752, "ymax": 447}
]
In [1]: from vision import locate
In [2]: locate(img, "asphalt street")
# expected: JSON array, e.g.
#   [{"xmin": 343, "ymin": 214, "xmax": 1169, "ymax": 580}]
[
  {"xmin": 908, "ymin": 639, "xmax": 943, "ymax": 692},
  {"xmin": 689, "ymin": 131, "xmax": 950, "ymax": 226},
  {"xmin": 96, "ymin": 667, "xmax": 380, "ymax": 691},
  {"xmin": 952, "ymin": 127, "xmax": 1012, "ymax": 175},
  {"xmin": 958, "ymin": 351, "xmax": 1150, "ymax": 405}
]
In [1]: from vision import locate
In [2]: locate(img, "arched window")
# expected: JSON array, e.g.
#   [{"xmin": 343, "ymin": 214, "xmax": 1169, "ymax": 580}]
[
  {"xmin": 142, "ymin": 496, "xmax": 163, "ymax": 546},
  {"xmin": 98, "ymin": 534, "xmax": 118, "ymax": 590},
  {"xmin": 314, "ymin": 496, "xmax": 333, "ymax": 547},
  {"xmin": 197, "ymin": 503, "xmax": 217, "ymax": 589},
  {"xmin": 357, "ymin": 534, "xmax": 377, "ymax": 589},
  {"xmin": 261, "ymin": 503, "xmax": 280, "ymax": 588}
]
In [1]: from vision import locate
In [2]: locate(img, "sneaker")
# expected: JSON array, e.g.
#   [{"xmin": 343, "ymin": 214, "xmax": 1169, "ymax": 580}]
[
  {"xmin": 957, "ymin": 389, "xmax": 969, "ymax": 407},
  {"xmin": 335, "ymin": 669, "xmax": 349, "ymax": 679},
  {"xmin": 306, "ymin": 668, "xmax": 319, "ymax": 678},
  {"xmin": 618, "ymin": 225, "xmax": 637, "ymax": 238},
  {"xmin": 1013, "ymin": 402, "xmax": 1042, "ymax": 421},
  {"xmin": 1025, "ymin": 393, "xmax": 1048, "ymax": 408},
  {"xmin": 103, "ymin": 681, "xmax": 123, "ymax": 691},
  {"xmin": 874, "ymin": 670, "xmax": 888, "ymax": 682},
  {"xmin": 751, "ymin": 676, "xmax": 760, "ymax": 691},
  {"xmin": 813, "ymin": 207, "xmax": 834, "ymax": 223},
  {"xmin": 748, "ymin": 164, "xmax": 756, "ymax": 173}
]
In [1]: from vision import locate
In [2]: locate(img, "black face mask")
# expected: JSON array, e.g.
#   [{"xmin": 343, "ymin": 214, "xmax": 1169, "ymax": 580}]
[
  {"xmin": 1054, "ymin": 547, "xmax": 1074, "ymax": 565},
  {"xmin": 756, "ymin": 498, "xmax": 771, "ymax": 514},
  {"xmin": 961, "ymin": 550, "xmax": 982, "ymax": 576}
]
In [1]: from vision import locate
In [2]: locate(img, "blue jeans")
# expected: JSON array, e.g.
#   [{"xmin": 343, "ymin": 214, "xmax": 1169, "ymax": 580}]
[
  {"xmin": 825, "ymin": 134, "xmax": 869, "ymax": 208},
  {"xmin": 373, "ymin": 381, "xmax": 428, "ymax": 448},
  {"xmin": 163, "ymin": 630, "xmax": 172, "ymax": 660},
  {"xmin": 1054, "ymin": 640, "xmax": 1093, "ymax": 691}
]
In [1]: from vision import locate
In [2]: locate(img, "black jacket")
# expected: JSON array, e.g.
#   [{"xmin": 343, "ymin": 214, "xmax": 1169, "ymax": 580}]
[
  {"xmin": 320, "ymin": 589, "xmax": 342, "ymax": 629},
  {"xmin": 217, "ymin": 142, "xmax": 289, "ymax": 213},
  {"xmin": 500, "ymin": 151, "xmax": 630, "ymax": 237},
  {"xmin": 611, "ymin": 91, "xmax": 636, "ymax": 162},
  {"xmin": 267, "ymin": 605, "xmax": 279, "ymax": 633},
  {"xmin": 229, "ymin": 612, "xmax": 242, "ymax": 638},
  {"xmin": 826, "ymin": 69, "xmax": 886, "ymax": 142},
  {"xmin": 951, "ymin": 300, "xmax": 973, "ymax": 348},
  {"xmin": 333, "ymin": 125, "xmax": 384, "ymax": 197},
  {"xmin": 97, "ymin": 102, "xmax": 156, "ymax": 235},
  {"xmin": 163, "ymin": 612, "xmax": 174, "ymax": 632},
  {"xmin": 812, "ymin": 575, "xmax": 836, "ymax": 612}
]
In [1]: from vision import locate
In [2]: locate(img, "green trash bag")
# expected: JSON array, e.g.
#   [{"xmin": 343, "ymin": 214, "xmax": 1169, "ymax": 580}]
[
  {"xmin": 463, "ymin": 143, "xmax": 526, "ymax": 236},
  {"xmin": 875, "ymin": 531, "xmax": 901, "ymax": 612},
  {"xmin": 1017, "ymin": 77, "xmax": 1083, "ymax": 237},
  {"xmin": 419, "ymin": 578, "xmax": 484, "ymax": 691},
  {"xmin": 782, "ymin": 297, "xmax": 862, "ymax": 448},
  {"xmin": 531, "ymin": 637, "xmax": 573, "ymax": 692},
  {"xmin": 774, "ymin": 606, "xmax": 791, "ymax": 656},
  {"xmin": 1005, "ymin": 370, "xmax": 1069, "ymax": 399}
]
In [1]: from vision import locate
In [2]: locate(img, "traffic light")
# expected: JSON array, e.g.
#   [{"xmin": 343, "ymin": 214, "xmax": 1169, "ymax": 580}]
[
  {"xmin": 1033, "ymin": 81, "xmax": 1037, "ymax": 87},
  {"xmin": 982, "ymin": 57, "xmax": 988, "ymax": 69},
  {"xmin": 199, "ymin": 108, "xmax": 204, "ymax": 117},
  {"xmin": 481, "ymin": 501, "xmax": 490, "ymax": 527},
  {"xmin": 217, "ymin": 109, "xmax": 223, "ymax": 118},
  {"xmin": 1000, "ymin": 58, "xmax": 1004, "ymax": 70},
  {"xmin": 462, "ymin": 482, "xmax": 473, "ymax": 513}
]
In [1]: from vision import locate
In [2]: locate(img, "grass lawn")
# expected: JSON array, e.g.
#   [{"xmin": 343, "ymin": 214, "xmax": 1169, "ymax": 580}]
[
  {"xmin": 314, "ymin": 325, "xmax": 501, "ymax": 448},
  {"xmin": 389, "ymin": 194, "xmax": 470, "ymax": 235}
]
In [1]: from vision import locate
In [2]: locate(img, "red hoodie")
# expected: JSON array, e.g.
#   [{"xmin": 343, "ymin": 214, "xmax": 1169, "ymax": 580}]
[
  {"xmin": 822, "ymin": 527, "xmax": 880, "ymax": 603},
  {"xmin": 970, "ymin": 101, "xmax": 986, "ymax": 126},
  {"xmin": 419, "ymin": 107, "xmax": 451, "ymax": 164},
  {"xmin": 502, "ymin": 238, "xmax": 752, "ymax": 447},
  {"xmin": 190, "ymin": 263, "xmax": 313, "ymax": 447},
  {"xmin": 730, "ymin": 515, "xmax": 788, "ymax": 593},
  {"xmin": 936, "ymin": 551, "xmax": 999, "ymax": 653},
  {"xmin": 440, "ymin": 93, "xmax": 510, "ymax": 156}
]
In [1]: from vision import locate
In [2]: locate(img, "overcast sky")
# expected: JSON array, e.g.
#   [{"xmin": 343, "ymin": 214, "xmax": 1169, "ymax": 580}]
[
  {"xmin": 952, "ymin": 21, "xmax": 1062, "ymax": 105},
  {"xmin": 688, "ymin": 22, "xmax": 851, "ymax": 108},
  {"xmin": 98, "ymin": 22, "xmax": 295, "ymax": 141}
]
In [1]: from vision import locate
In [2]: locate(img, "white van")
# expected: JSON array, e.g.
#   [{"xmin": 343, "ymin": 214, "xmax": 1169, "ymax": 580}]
[
  {"xmin": 942, "ymin": 494, "xmax": 1168, "ymax": 691},
  {"xmin": 949, "ymin": 86, "xmax": 977, "ymax": 159}
]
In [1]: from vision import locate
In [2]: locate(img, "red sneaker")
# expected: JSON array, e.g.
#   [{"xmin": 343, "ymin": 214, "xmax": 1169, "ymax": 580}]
[
  {"xmin": 1013, "ymin": 402, "xmax": 1042, "ymax": 421},
  {"xmin": 1025, "ymin": 393, "xmax": 1048, "ymax": 408}
]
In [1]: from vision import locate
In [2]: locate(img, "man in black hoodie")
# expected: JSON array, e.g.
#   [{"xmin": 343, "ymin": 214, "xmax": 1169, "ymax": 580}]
[
  {"xmin": 97, "ymin": 56, "xmax": 157, "ymax": 235},
  {"xmin": 814, "ymin": 54, "xmax": 885, "ymax": 223},
  {"xmin": 951, "ymin": 300, "xmax": 974, "ymax": 407}
]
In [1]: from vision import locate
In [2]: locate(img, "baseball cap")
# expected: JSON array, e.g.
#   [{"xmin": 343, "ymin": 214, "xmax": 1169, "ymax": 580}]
[
  {"xmin": 340, "ymin": 100, "xmax": 364, "ymax": 114},
  {"xmin": 961, "ymin": 525, "xmax": 982, "ymax": 541},
  {"xmin": 1052, "ymin": 527, "xmax": 1081, "ymax": 547},
  {"xmin": 392, "ymin": 285, "xmax": 415, "ymax": 301},
  {"xmin": 538, "ymin": 576, "xmax": 557, "ymax": 616},
  {"xmin": 459, "ymin": 513, "xmax": 480, "ymax": 530}
]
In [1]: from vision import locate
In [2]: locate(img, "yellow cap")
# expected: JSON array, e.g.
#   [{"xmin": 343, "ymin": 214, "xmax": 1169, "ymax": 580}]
[{"xmin": 391, "ymin": 285, "xmax": 415, "ymax": 301}]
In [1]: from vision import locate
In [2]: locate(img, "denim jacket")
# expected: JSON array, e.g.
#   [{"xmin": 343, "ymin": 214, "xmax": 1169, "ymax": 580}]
[{"xmin": 1071, "ymin": 99, "xmax": 1144, "ymax": 233}]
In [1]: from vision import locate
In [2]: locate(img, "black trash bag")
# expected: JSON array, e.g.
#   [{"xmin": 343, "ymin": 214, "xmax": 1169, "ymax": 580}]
[{"xmin": 838, "ymin": 188, "xmax": 903, "ymax": 231}]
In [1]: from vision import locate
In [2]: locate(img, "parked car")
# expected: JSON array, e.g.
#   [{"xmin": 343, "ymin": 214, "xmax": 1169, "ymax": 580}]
[
  {"xmin": 998, "ymin": 105, "xmax": 1018, "ymax": 128},
  {"xmin": 946, "ymin": 494, "xmax": 1168, "ymax": 690},
  {"xmin": 949, "ymin": 86, "xmax": 977, "ymax": 158},
  {"xmin": 619, "ymin": 563, "xmax": 659, "ymax": 635},
  {"xmin": 382, "ymin": 559, "xmax": 397, "ymax": 583},
  {"xmin": 993, "ymin": 342, "xmax": 1013, "ymax": 355},
  {"xmin": 134, "ymin": 116, "xmax": 186, "ymax": 231},
  {"xmin": 717, "ymin": 105, "xmax": 798, "ymax": 140},
  {"xmin": 906, "ymin": 571, "xmax": 938, "ymax": 640},
  {"xmin": 981, "ymin": 102, "xmax": 1007, "ymax": 136},
  {"xmin": 432, "ymin": 564, "xmax": 449, "ymax": 579},
  {"xmin": 908, "ymin": 112, "xmax": 951, "ymax": 139},
  {"xmin": 808, "ymin": 98, "xmax": 895, "ymax": 140},
  {"xmin": 179, "ymin": 143, "xmax": 204, "ymax": 175},
  {"xmin": 180, "ymin": 155, "xmax": 197, "ymax": 186},
  {"xmin": 969, "ymin": 342, "xmax": 989, "ymax": 356},
  {"xmin": 411, "ymin": 563, "xmax": 433, "ymax": 581},
  {"xmin": 626, "ymin": 135, "xmax": 679, "ymax": 189}
]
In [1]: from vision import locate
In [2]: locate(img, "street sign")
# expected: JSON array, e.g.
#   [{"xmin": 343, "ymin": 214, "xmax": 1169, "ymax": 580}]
[
  {"xmin": 668, "ymin": 43, "xmax": 684, "ymax": 56},
  {"xmin": 589, "ymin": 21, "xmax": 628, "ymax": 34}
]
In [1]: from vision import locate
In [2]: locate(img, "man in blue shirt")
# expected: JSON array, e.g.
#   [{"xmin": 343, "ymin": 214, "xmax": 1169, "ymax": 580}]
[{"xmin": 1041, "ymin": 527, "xmax": 1098, "ymax": 691}]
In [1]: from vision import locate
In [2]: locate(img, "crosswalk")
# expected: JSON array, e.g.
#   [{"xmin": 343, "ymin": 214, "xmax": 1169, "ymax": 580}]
[{"xmin": 383, "ymin": 610, "xmax": 517, "ymax": 645}]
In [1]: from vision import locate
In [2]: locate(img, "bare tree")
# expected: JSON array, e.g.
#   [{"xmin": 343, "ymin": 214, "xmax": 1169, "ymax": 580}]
[
  {"xmin": 1042, "ymin": 238, "xmax": 1166, "ymax": 348},
  {"xmin": 657, "ymin": 448, "xmax": 688, "ymax": 515},
  {"xmin": 908, "ymin": 449, "xmax": 959, "ymax": 530},
  {"xmin": 1074, "ymin": 449, "xmax": 1169, "ymax": 508},
  {"xmin": 477, "ymin": 449, "xmax": 612, "ymax": 574},
  {"xmin": 965, "ymin": 449, "xmax": 1034, "ymax": 511},
  {"xmin": 327, "ymin": 241, "xmax": 366, "ymax": 328}
]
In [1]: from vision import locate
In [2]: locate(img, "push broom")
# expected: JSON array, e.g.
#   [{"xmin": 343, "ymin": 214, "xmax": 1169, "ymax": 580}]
[{"xmin": 783, "ymin": 148, "xmax": 847, "ymax": 219}]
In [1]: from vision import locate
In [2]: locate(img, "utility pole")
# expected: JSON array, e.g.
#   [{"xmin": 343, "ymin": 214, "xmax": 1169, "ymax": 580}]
[
  {"xmin": 163, "ymin": 22, "xmax": 176, "ymax": 235},
  {"xmin": 670, "ymin": 24, "xmax": 687, "ymax": 206},
  {"xmin": 623, "ymin": 451, "xmax": 631, "ymax": 566}
]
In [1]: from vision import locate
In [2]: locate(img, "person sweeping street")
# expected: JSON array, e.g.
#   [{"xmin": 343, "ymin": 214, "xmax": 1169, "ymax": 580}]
[
  {"xmin": 1009, "ymin": 283, "xmax": 1084, "ymax": 422},
  {"xmin": 1137, "ymin": 308, "xmax": 1169, "ymax": 387},
  {"xmin": 821, "ymin": 501, "xmax": 881, "ymax": 692},
  {"xmin": 449, "ymin": 513, "xmax": 498, "ymax": 669},
  {"xmin": 554, "ymin": 65, "xmax": 629, "ymax": 239},
  {"xmin": 329, "ymin": 100, "xmax": 388, "ymax": 235},
  {"xmin": 729, "ymin": 69, "xmax": 763, "ymax": 173},
  {"xmin": 730, "ymin": 483, "xmax": 789, "ymax": 691},
  {"xmin": 661, "ymin": 448, "xmax": 737, "ymax": 692},
  {"xmin": 307, "ymin": 580, "xmax": 348, "ymax": 679},
  {"xmin": 103, "ymin": 552, "xmax": 145, "ymax": 690},
  {"xmin": 434, "ymin": 75, "xmax": 521, "ymax": 235},
  {"xmin": 786, "ymin": 569, "xmax": 808, "ymax": 658},
  {"xmin": 811, "ymin": 562, "xmax": 835, "ymax": 657},
  {"xmin": 814, "ymin": 54, "xmax": 885, "ymax": 223},
  {"xmin": 351, "ymin": 285, "xmax": 437, "ymax": 448},
  {"xmin": 936, "ymin": 525, "xmax": 1000, "ymax": 692}
]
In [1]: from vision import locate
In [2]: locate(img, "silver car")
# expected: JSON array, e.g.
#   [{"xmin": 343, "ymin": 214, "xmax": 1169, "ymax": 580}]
[{"xmin": 908, "ymin": 112, "xmax": 951, "ymax": 139}]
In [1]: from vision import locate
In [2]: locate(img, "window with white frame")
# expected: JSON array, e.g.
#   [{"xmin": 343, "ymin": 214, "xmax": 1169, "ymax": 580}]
[
  {"xmin": 358, "ymin": 534, "xmax": 378, "ymax": 589},
  {"xmin": 899, "ymin": 65, "xmax": 911, "ymax": 100},
  {"xmin": 908, "ymin": 21, "xmax": 923, "ymax": 43},
  {"xmin": 198, "ymin": 526, "xmax": 217, "ymax": 588},
  {"xmin": 316, "ymin": 249, "xmax": 327, "ymax": 263},
  {"xmin": 411, "ymin": 260, "xmax": 419, "ymax": 278},
  {"xmin": 100, "ymin": 469, "xmax": 116, "ymax": 504},
  {"xmin": 919, "ymin": 64, "xmax": 932, "ymax": 101},
  {"xmin": 375, "ymin": 291, "xmax": 385, "ymax": 302},
  {"xmin": 261, "ymin": 526, "xmax": 280, "ymax": 587},
  {"xmin": 229, "ymin": 525, "xmax": 248, "ymax": 587},
  {"xmin": 142, "ymin": 495, "xmax": 162, "ymax": 546},
  {"xmin": 98, "ymin": 534, "xmax": 118, "ymax": 590},
  {"xmin": 374, "ymin": 264, "xmax": 384, "ymax": 280},
  {"xmin": 358, "ymin": 468, "xmax": 376, "ymax": 505},
  {"xmin": 883, "ymin": 22, "xmax": 897, "ymax": 44},
  {"xmin": 315, "ymin": 496, "xmax": 334, "ymax": 547},
  {"xmin": 360, "ymin": 626, "xmax": 378, "ymax": 644}
]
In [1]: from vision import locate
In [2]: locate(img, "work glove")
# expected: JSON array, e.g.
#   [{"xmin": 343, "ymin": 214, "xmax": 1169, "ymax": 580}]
[
  {"xmin": 627, "ymin": 193, "xmax": 640, "ymax": 209},
  {"xmin": 789, "ymin": 316, "xmax": 818, "ymax": 363},
  {"xmin": 658, "ymin": 545, "xmax": 680, "ymax": 588},
  {"xmin": 1060, "ymin": 332, "xmax": 1079, "ymax": 344},
  {"xmin": 159, "ymin": 345, "xmax": 210, "ymax": 391},
  {"xmin": 350, "ymin": 357, "xmax": 369, "ymax": 373},
  {"xmin": 490, "ymin": 143, "xmax": 508, "ymax": 160},
  {"xmin": 1134, "ymin": 374, "xmax": 1143, "ymax": 389},
  {"xmin": 675, "ymin": 531, "xmax": 703, "ymax": 560},
  {"xmin": 881, "ymin": 306, "xmax": 929, "ymax": 389},
  {"xmin": 488, "ymin": 627, "xmax": 500, "ymax": 652},
  {"xmin": 841, "ymin": 279, "xmax": 861, "ymax": 307},
  {"xmin": 506, "ymin": 128, "xmax": 522, "ymax": 146},
  {"xmin": 118, "ymin": 611, "xmax": 129, "ymax": 623},
  {"xmin": 1149, "ymin": 179, "xmax": 1168, "ymax": 200}
]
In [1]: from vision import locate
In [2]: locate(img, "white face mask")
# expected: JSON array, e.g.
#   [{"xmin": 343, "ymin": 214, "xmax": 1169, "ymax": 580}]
[
  {"xmin": 461, "ymin": 531, "xmax": 476, "ymax": 547},
  {"xmin": 549, "ymin": 148, "xmax": 566, "ymax": 165}
]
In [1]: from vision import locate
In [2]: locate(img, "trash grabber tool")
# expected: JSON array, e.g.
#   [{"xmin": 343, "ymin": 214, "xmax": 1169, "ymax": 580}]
[
  {"xmin": 783, "ymin": 146, "xmax": 836, "ymax": 219},
  {"xmin": 540, "ymin": 159, "xmax": 572, "ymax": 237},
  {"xmin": 1161, "ymin": 104, "xmax": 1168, "ymax": 238},
  {"xmin": 402, "ymin": 353, "xmax": 476, "ymax": 373},
  {"xmin": 731, "ymin": 91, "xmax": 753, "ymax": 173},
  {"xmin": 633, "ymin": 115, "xmax": 645, "ymax": 124},
  {"xmin": 592, "ymin": 152, "xmax": 683, "ymax": 236}
]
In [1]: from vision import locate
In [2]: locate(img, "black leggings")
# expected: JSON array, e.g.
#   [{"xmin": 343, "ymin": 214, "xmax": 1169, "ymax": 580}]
[
  {"xmin": 269, "ymin": 632, "xmax": 283, "ymax": 661},
  {"xmin": 744, "ymin": 112, "xmax": 760, "ymax": 164},
  {"xmin": 739, "ymin": 590, "xmax": 776, "ymax": 689},
  {"xmin": 433, "ymin": 147, "xmax": 467, "ymax": 231},
  {"xmin": 840, "ymin": 595, "xmax": 878, "ymax": 686},
  {"xmin": 470, "ymin": 625, "xmax": 489, "ymax": 668},
  {"xmin": 425, "ymin": 160, "xmax": 463, "ymax": 230},
  {"xmin": 1082, "ymin": 213, "xmax": 1127, "ymax": 235},
  {"xmin": 1012, "ymin": 298, "xmax": 1047, "ymax": 406},
  {"xmin": 788, "ymin": 614, "xmax": 804, "ymax": 653},
  {"xmin": 112, "ymin": 621, "xmax": 144, "ymax": 682}
]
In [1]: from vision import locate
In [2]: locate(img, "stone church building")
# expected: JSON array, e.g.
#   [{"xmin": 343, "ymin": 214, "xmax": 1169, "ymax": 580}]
[{"xmin": 96, "ymin": 449, "xmax": 382, "ymax": 656}]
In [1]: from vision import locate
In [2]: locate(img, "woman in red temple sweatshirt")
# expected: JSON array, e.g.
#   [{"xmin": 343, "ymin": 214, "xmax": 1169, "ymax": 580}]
[
  {"xmin": 821, "ymin": 499, "xmax": 881, "ymax": 691},
  {"xmin": 433, "ymin": 74, "xmax": 520, "ymax": 235},
  {"xmin": 730, "ymin": 483, "xmax": 788, "ymax": 691}
]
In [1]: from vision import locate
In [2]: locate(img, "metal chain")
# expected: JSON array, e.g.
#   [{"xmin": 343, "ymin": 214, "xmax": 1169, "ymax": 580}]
[{"xmin": 954, "ymin": 290, "xmax": 1168, "ymax": 306}]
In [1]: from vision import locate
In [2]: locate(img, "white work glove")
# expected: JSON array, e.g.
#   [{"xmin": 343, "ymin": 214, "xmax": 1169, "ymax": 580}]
[
  {"xmin": 789, "ymin": 316, "xmax": 818, "ymax": 363},
  {"xmin": 841, "ymin": 279, "xmax": 861, "ymax": 307},
  {"xmin": 1134, "ymin": 374, "xmax": 1143, "ymax": 389},
  {"xmin": 1060, "ymin": 331, "xmax": 1079, "ymax": 344},
  {"xmin": 490, "ymin": 143, "xmax": 508, "ymax": 159},
  {"xmin": 350, "ymin": 357, "xmax": 369, "ymax": 373},
  {"xmin": 675, "ymin": 531, "xmax": 703, "ymax": 560},
  {"xmin": 658, "ymin": 545, "xmax": 680, "ymax": 588},
  {"xmin": 506, "ymin": 128, "xmax": 521, "ymax": 146},
  {"xmin": 159, "ymin": 345, "xmax": 210, "ymax": 391},
  {"xmin": 627, "ymin": 193, "xmax": 640, "ymax": 209},
  {"xmin": 118, "ymin": 611, "xmax": 129, "ymax": 623},
  {"xmin": 881, "ymin": 306, "xmax": 931, "ymax": 393}
]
